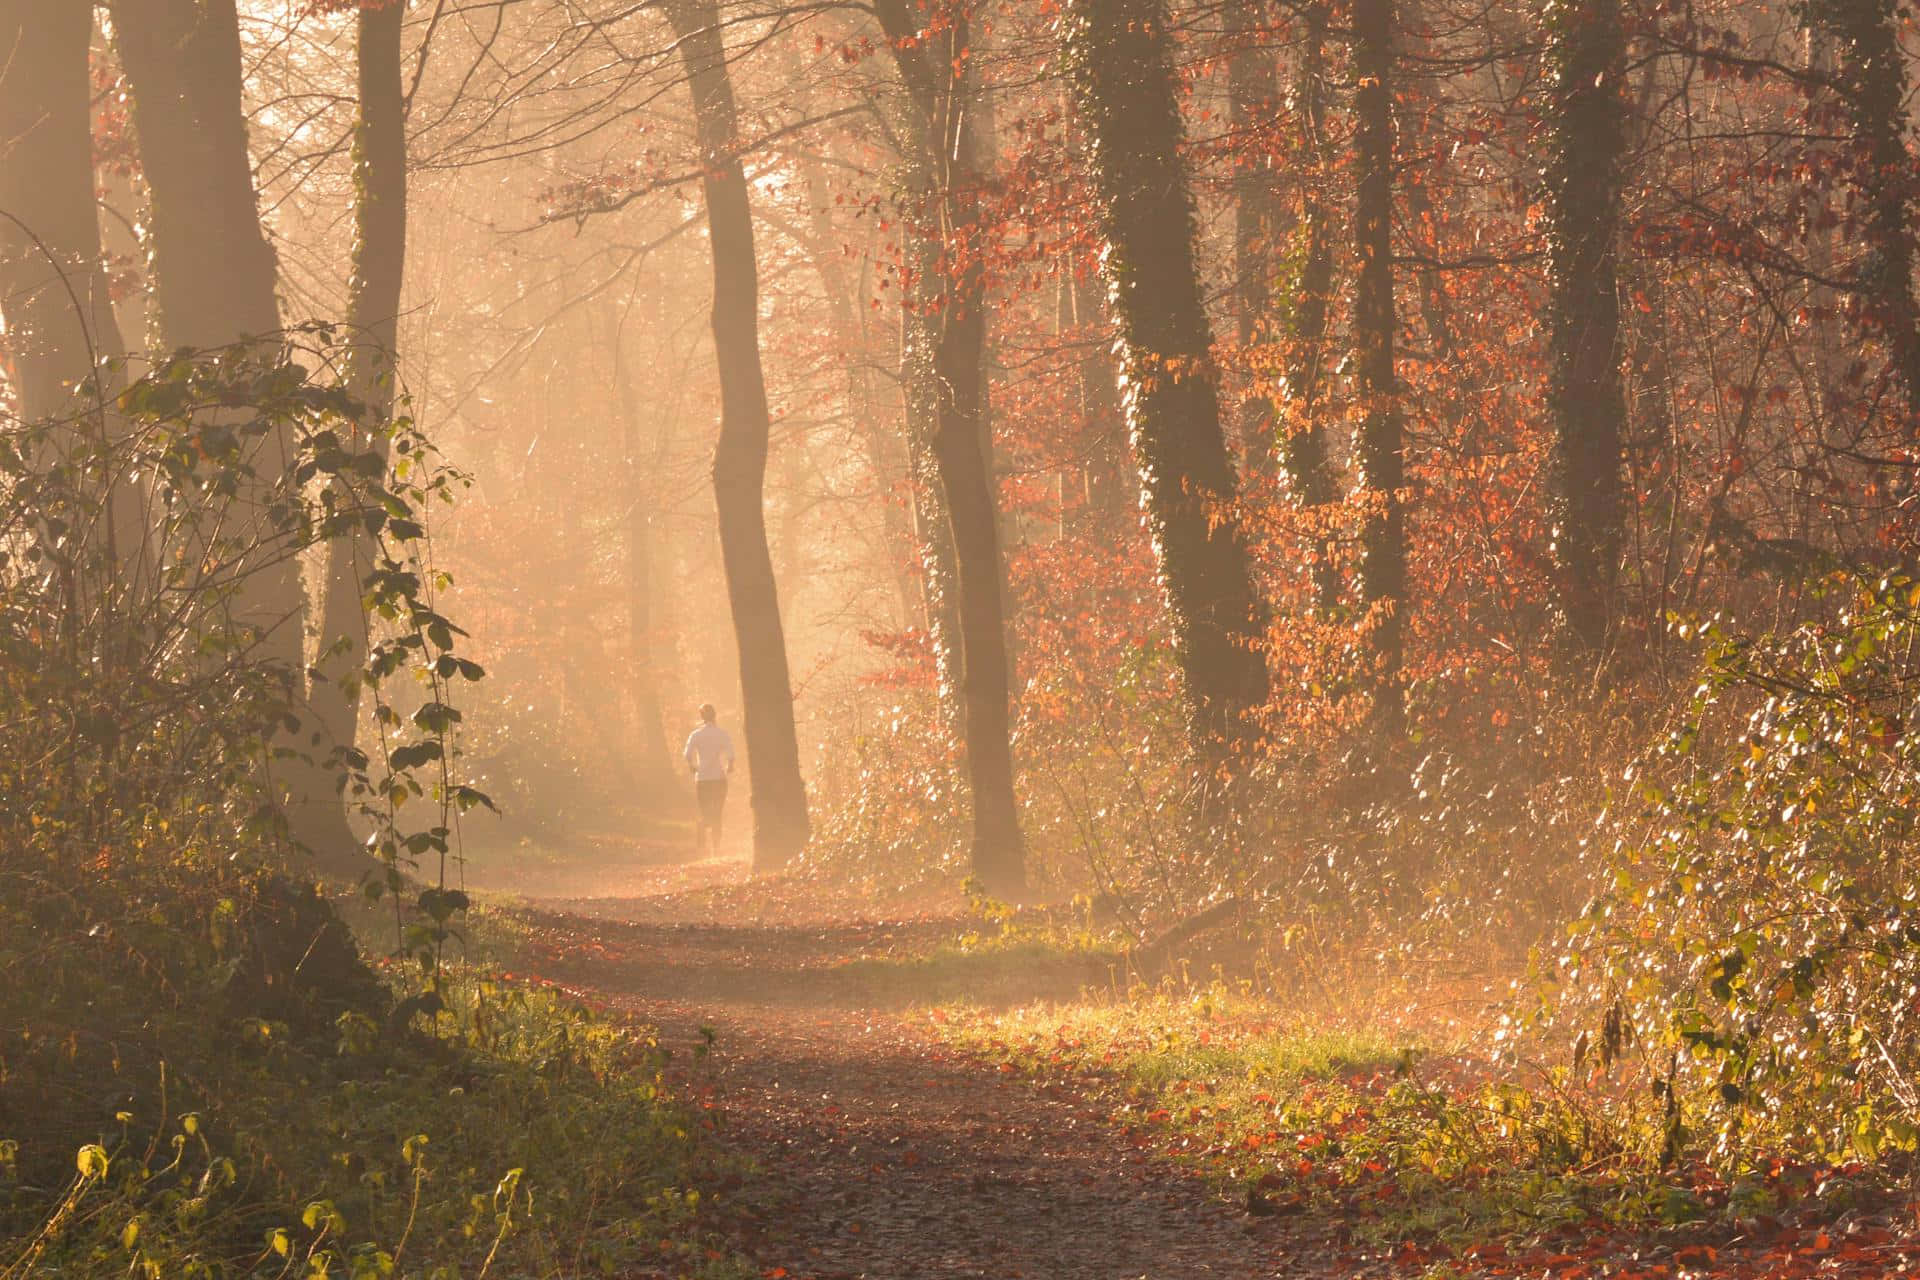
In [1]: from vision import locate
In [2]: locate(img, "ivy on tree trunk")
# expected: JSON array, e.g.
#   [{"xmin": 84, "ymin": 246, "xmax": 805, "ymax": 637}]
[
  {"xmin": 1543, "ymin": 0, "xmax": 1629, "ymax": 662},
  {"xmin": 1063, "ymin": 0, "xmax": 1271, "ymax": 768}
]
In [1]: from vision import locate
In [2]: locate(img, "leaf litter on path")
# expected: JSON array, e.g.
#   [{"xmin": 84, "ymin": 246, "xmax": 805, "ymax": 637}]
[
  {"xmin": 510, "ymin": 898, "xmax": 1398, "ymax": 1277},
  {"xmin": 495, "ymin": 887, "xmax": 1920, "ymax": 1279}
]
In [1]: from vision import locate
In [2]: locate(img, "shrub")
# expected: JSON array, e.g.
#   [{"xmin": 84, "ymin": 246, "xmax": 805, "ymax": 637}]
[
  {"xmin": 0, "ymin": 336, "xmax": 736, "ymax": 1276},
  {"xmin": 1558, "ymin": 573, "xmax": 1920, "ymax": 1168}
]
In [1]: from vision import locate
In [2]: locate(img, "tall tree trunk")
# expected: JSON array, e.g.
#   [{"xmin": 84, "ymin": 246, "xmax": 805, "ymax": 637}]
[
  {"xmin": 0, "ymin": 3, "xmax": 125, "ymax": 421},
  {"xmin": 1543, "ymin": 0, "xmax": 1628, "ymax": 660},
  {"xmin": 667, "ymin": 0, "xmax": 811, "ymax": 871},
  {"xmin": 1278, "ymin": 3, "xmax": 1341, "ymax": 617},
  {"xmin": 898, "ymin": 251, "xmax": 965, "ymax": 729},
  {"xmin": 1806, "ymin": 0, "xmax": 1920, "ymax": 430},
  {"xmin": 923, "ymin": 222, "xmax": 1026, "ymax": 896},
  {"xmin": 112, "ymin": 0, "xmax": 358, "ymax": 870},
  {"xmin": 1228, "ymin": 0, "xmax": 1284, "ymax": 478},
  {"xmin": 1063, "ymin": 0, "xmax": 1271, "ymax": 765},
  {"xmin": 0, "ymin": 0, "xmax": 144, "ymax": 581},
  {"xmin": 110, "ymin": 0, "xmax": 279, "ymax": 348},
  {"xmin": 314, "ymin": 0, "xmax": 409, "ymax": 784},
  {"xmin": 1351, "ymin": 0, "xmax": 1406, "ymax": 732},
  {"xmin": 1395, "ymin": 0, "xmax": 1452, "ymax": 362},
  {"xmin": 878, "ymin": 0, "xmax": 1026, "ymax": 896},
  {"xmin": 1062, "ymin": 100, "xmax": 1134, "ymax": 534}
]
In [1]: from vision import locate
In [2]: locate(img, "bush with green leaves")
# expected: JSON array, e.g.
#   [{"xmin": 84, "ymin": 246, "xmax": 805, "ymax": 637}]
[{"xmin": 1556, "ymin": 572, "xmax": 1920, "ymax": 1168}]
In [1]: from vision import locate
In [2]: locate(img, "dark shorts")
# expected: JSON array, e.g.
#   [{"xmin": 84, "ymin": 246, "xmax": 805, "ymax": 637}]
[{"xmin": 696, "ymin": 778, "xmax": 728, "ymax": 826}]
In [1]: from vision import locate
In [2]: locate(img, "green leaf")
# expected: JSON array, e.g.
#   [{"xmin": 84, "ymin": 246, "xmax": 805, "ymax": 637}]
[
  {"xmin": 389, "ymin": 740, "xmax": 444, "ymax": 771},
  {"xmin": 411, "ymin": 702, "xmax": 462, "ymax": 734},
  {"xmin": 418, "ymin": 888, "xmax": 471, "ymax": 922},
  {"xmin": 76, "ymin": 1144, "xmax": 109, "ymax": 1179},
  {"xmin": 452, "ymin": 785, "xmax": 498, "ymax": 814}
]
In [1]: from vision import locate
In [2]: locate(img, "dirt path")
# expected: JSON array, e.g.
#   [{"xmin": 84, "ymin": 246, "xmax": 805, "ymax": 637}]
[{"xmin": 513, "ymin": 904, "xmax": 1367, "ymax": 1280}]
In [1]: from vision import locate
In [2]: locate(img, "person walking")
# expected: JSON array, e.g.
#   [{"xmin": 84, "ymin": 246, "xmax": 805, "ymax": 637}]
[{"xmin": 683, "ymin": 703, "xmax": 736, "ymax": 855}]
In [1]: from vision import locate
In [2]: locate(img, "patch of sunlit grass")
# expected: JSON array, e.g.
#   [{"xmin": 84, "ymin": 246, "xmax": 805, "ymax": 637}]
[
  {"xmin": 944, "ymin": 982, "xmax": 1405, "ymax": 1104},
  {"xmin": 932, "ymin": 984, "xmax": 1679, "ymax": 1248}
]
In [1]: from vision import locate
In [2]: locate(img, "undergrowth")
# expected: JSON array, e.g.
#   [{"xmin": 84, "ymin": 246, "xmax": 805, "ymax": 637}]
[
  {"xmin": 919, "ymin": 572, "xmax": 1920, "ymax": 1263},
  {"xmin": 0, "ymin": 342, "xmax": 744, "ymax": 1278},
  {"xmin": 1, "ymin": 963, "xmax": 743, "ymax": 1279},
  {"xmin": 941, "ymin": 983, "xmax": 1904, "ymax": 1256}
]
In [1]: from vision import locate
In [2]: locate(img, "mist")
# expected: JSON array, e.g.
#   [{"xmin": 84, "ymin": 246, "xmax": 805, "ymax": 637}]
[{"xmin": 5, "ymin": 0, "xmax": 1920, "ymax": 1275}]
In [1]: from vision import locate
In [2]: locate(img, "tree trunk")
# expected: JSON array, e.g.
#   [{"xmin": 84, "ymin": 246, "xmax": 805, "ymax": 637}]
[
  {"xmin": 1396, "ymin": 0, "xmax": 1452, "ymax": 362},
  {"xmin": 0, "ymin": 2, "xmax": 125, "ymax": 421},
  {"xmin": 1543, "ymin": 0, "xmax": 1628, "ymax": 660},
  {"xmin": 112, "ymin": 0, "xmax": 286, "ymax": 644},
  {"xmin": 110, "ymin": 0, "xmax": 279, "ymax": 348},
  {"xmin": 877, "ymin": 0, "xmax": 1026, "ymax": 896},
  {"xmin": 899, "ymin": 257, "xmax": 965, "ymax": 732},
  {"xmin": 1063, "ymin": 0, "xmax": 1271, "ymax": 765},
  {"xmin": 1805, "ymin": 0, "xmax": 1920, "ymax": 429},
  {"xmin": 0, "ymin": 0, "xmax": 145, "ymax": 582},
  {"xmin": 113, "ymin": 0, "xmax": 361, "ymax": 870},
  {"xmin": 1351, "ymin": 0, "xmax": 1406, "ymax": 732},
  {"xmin": 927, "ymin": 240, "xmax": 1026, "ymax": 895},
  {"xmin": 1277, "ymin": 3, "xmax": 1341, "ymax": 617},
  {"xmin": 314, "ymin": 0, "xmax": 409, "ymax": 785},
  {"xmin": 1062, "ymin": 101, "xmax": 1135, "ymax": 534},
  {"xmin": 1228, "ymin": 0, "xmax": 1284, "ymax": 478},
  {"xmin": 667, "ymin": 0, "xmax": 811, "ymax": 871}
]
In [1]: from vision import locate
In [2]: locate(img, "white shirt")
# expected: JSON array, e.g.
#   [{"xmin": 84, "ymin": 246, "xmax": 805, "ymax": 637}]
[{"xmin": 683, "ymin": 723, "xmax": 736, "ymax": 782}]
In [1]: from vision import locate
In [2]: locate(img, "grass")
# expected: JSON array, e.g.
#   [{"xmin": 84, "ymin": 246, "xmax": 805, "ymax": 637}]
[
  {"xmin": 833, "ymin": 918, "xmax": 1127, "ymax": 1007},
  {"xmin": 936, "ymin": 982, "xmax": 1687, "ymax": 1251},
  {"xmin": 937, "ymin": 978, "xmax": 1920, "ymax": 1280}
]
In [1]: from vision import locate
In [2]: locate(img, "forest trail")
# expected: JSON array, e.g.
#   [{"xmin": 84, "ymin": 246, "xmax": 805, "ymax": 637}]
[{"xmin": 507, "ymin": 894, "xmax": 1370, "ymax": 1280}]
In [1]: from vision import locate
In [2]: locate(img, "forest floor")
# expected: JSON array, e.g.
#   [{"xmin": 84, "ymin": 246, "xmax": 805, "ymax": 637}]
[
  {"xmin": 498, "ymin": 884, "xmax": 1353, "ymax": 1278},
  {"xmin": 475, "ymin": 857, "xmax": 1920, "ymax": 1280}
]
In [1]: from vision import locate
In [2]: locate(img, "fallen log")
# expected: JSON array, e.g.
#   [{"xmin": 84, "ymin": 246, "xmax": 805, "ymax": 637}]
[{"xmin": 1123, "ymin": 895, "xmax": 1251, "ymax": 977}]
